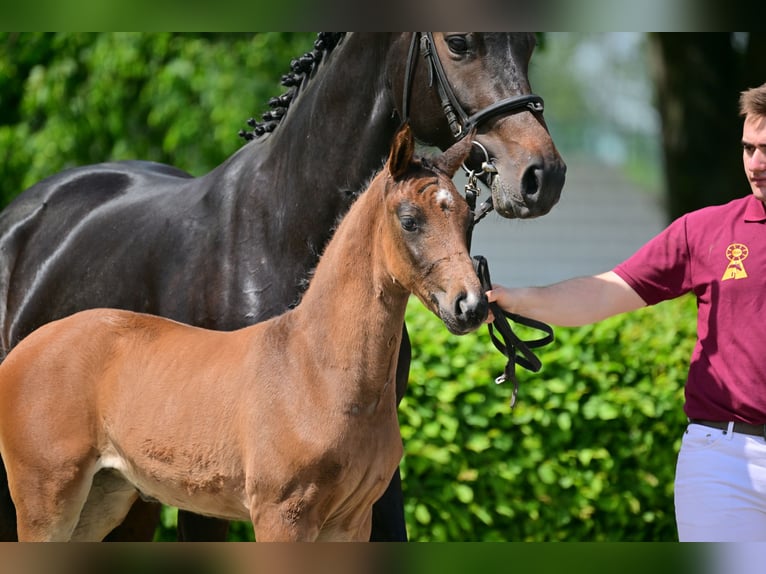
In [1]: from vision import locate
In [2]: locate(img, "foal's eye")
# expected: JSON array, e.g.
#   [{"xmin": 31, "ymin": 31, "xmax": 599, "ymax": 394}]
[
  {"xmin": 446, "ymin": 34, "xmax": 469, "ymax": 55},
  {"xmin": 400, "ymin": 215, "xmax": 418, "ymax": 232}
]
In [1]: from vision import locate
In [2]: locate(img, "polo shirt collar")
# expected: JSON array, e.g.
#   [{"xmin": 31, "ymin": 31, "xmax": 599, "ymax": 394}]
[{"xmin": 744, "ymin": 195, "xmax": 766, "ymax": 222}]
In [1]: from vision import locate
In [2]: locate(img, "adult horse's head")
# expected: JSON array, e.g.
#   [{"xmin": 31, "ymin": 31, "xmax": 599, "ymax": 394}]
[
  {"xmin": 381, "ymin": 124, "xmax": 487, "ymax": 335},
  {"xmin": 391, "ymin": 32, "xmax": 566, "ymax": 219}
]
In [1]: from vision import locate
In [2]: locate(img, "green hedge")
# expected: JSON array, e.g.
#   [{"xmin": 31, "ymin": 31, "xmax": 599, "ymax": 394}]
[{"xmin": 399, "ymin": 293, "xmax": 695, "ymax": 541}]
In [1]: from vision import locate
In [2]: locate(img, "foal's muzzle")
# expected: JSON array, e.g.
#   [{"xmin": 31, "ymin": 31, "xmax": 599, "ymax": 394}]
[{"xmin": 440, "ymin": 290, "xmax": 488, "ymax": 335}]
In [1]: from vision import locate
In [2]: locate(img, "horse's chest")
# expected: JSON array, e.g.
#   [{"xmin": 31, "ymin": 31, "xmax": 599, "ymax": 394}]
[
  {"xmin": 304, "ymin": 417, "xmax": 403, "ymax": 507},
  {"xmin": 249, "ymin": 410, "xmax": 403, "ymax": 521}
]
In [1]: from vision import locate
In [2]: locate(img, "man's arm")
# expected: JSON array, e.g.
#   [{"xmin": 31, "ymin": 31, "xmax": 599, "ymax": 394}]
[{"xmin": 486, "ymin": 271, "xmax": 647, "ymax": 327}]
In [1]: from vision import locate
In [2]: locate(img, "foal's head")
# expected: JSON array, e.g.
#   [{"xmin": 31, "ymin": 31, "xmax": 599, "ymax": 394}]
[{"xmin": 381, "ymin": 125, "xmax": 488, "ymax": 335}]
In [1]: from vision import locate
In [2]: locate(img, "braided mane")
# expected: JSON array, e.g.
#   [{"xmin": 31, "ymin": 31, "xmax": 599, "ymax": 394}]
[{"xmin": 238, "ymin": 32, "xmax": 346, "ymax": 141}]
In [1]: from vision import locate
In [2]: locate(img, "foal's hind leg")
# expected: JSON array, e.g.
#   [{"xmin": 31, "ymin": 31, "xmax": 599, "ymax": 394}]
[
  {"xmin": 71, "ymin": 469, "xmax": 140, "ymax": 541},
  {"xmin": 10, "ymin": 458, "xmax": 99, "ymax": 541}
]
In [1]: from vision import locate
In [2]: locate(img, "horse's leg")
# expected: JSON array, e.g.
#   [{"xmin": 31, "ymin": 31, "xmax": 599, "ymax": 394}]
[
  {"xmin": 102, "ymin": 499, "xmax": 162, "ymax": 541},
  {"xmin": 394, "ymin": 323, "xmax": 412, "ymax": 407},
  {"xmin": 250, "ymin": 501, "xmax": 320, "ymax": 542},
  {"xmin": 316, "ymin": 510, "xmax": 374, "ymax": 542},
  {"xmin": 71, "ymin": 469, "xmax": 140, "ymax": 541},
  {"xmin": 0, "ymin": 456, "xmax": 18, "ymax": 540},
  {"xmin": 177, "ymin": 510, "xmax": 230, "ymax": 541},
  {"xmin": 11, "ymin": 458, "xmax": 98, "ymax": 541},
  {"xmin": 370, "ymin": 467, "xmax": 407, "ymax": 541},
  {"xmin": 369, "ymin": 323, "xmax": 410, "ymax": 542}
]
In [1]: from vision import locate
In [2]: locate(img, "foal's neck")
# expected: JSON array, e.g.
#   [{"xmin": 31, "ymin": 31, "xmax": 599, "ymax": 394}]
[{"xmin": 292, "ymin": 176, "xmax": 408, "ymax": 382}]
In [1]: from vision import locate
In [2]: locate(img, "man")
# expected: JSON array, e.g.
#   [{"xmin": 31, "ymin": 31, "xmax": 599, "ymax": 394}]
[{"xmin": 488, "ymin": 82, "xmax": 766, "ymax": 542}]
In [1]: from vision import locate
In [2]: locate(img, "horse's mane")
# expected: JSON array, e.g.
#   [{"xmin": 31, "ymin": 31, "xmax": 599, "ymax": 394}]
[{"xmin": 238, "ymin": 32, "xmax": 346, "ymax": 141}]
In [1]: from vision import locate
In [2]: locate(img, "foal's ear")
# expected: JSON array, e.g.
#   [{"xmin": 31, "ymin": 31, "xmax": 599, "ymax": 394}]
[
  {"xmin": 388, "ymin": 123, "xmax": 415, "ymax": 180},
  {"xmin": 435, "ymin": 129, "xmax": 475, "ymax": 178}
]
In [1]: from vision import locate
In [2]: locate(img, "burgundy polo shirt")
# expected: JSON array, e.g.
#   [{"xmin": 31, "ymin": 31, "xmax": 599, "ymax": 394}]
[{"xmin": 613, "ymin": 194, "xmax": 766, "ymax": 424}]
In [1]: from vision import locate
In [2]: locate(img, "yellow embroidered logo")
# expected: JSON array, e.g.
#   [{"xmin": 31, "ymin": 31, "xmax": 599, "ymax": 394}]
[{"xmin": 722, "ymin": 243, "xmax": 749, "ymax": 280}]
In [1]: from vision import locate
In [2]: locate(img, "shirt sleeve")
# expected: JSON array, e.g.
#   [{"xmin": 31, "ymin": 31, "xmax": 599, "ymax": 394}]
[{"xmin": 613, "ymin": 215, "xmax": 693, "ymax": 306}]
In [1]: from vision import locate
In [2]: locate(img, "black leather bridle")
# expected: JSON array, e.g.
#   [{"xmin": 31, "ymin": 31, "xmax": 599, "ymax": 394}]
[{"xmin": 401, "ymin": 32, "xmax": 545, "ymax": 141}]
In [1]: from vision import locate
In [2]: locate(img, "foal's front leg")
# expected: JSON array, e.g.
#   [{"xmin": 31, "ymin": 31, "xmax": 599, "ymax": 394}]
[
  {"xmin": 250, "ymin": 499, "xmax": 322, "ymax": 542},
  {"xmin": 252, "ymin": 504, "xmax": 372, "ymax": 542}
]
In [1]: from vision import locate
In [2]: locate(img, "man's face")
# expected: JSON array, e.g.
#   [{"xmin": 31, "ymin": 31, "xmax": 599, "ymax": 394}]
[{"xmin": 742, "ymin": 114, "xmax": 766, "ymax": 201}]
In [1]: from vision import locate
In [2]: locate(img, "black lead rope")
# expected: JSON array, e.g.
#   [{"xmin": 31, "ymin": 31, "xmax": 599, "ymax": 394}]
[
  {"xmin": 472, "ymin": 255, "xmax": 554, "ymax": 408},
  {"xmin": 464, "ymin": 171, "xmax": 555, "ymax": 408}
]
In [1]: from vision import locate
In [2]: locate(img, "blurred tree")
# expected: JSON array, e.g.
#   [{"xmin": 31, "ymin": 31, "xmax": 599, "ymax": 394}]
[
  {"xmin": 528, "ymin": 33, "xmax": 663, "ymax": 195},
  {"xmin": 646, "ymin": 33, "xmax": 766, "ymax": 220}
]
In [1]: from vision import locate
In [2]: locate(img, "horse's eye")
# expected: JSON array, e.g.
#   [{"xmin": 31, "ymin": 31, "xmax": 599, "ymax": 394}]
[
  {"xmin": 400, "ymin": 215, "xmax": 418, "ymax": 232},
  {"xmin": 446, "ymin": 34, "xmax": 469, "ymax": 55}
]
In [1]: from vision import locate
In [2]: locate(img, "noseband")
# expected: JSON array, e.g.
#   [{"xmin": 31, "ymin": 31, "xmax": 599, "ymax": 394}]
[{"xmin": 401, "ymin": 32, "xmax": 545, "ymax": 141}]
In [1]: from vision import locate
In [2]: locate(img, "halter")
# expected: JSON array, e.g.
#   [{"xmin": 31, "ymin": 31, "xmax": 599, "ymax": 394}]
[
  {"xmin": 402, "ymin": 33, "xmax": 545, "ymax": 142},
  {"xmin": 400, "ymin": 33, "xmax": 552, "ymax": 407},
  {"xmin": 401, "ymin": 32, "xmax": 545, "ymax": 220}
]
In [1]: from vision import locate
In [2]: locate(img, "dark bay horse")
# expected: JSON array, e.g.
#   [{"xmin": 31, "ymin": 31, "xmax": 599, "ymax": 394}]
[
  {"xmin": 0, "ymin": 125, "xmax": 486, "ymax": 542},
  {"xmin": 0, "ymin": 33, "xmax": 565, "ymax": 541}
]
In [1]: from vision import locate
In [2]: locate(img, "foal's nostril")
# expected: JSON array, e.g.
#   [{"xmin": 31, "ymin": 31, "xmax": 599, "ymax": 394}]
[
  {"xmin": 455, "ymin": 292, "xmax": 468, "ymax": 317},
  {"xmin": 454, "ymin": 291, "xmax": 488, "ymax": 324}
]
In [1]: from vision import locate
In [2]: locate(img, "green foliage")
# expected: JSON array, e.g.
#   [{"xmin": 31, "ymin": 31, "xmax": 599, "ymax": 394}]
[
  {"xmin": 0, "ymin": 32, "xmax": 316, "ymax": 207},
  {"xmin": 399, "ymin": 294, "xmax": 695, "ymax": 541}
]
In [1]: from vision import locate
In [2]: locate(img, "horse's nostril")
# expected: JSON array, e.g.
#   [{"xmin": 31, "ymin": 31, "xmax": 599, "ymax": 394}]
[{"xmin": 521, "ymin": 164, "xmax": 543, "ymax": 198}]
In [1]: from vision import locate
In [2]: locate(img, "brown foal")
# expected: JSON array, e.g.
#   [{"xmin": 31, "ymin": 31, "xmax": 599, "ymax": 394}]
[{"xmin": 0, "ymin": 125, "xmax": 487, "ymax": 541}]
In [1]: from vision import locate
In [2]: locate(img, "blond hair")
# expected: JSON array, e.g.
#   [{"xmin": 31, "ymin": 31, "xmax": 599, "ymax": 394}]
[{"xmin": 739, "ymin": 83, "xmax": 766, "ymax": 117}]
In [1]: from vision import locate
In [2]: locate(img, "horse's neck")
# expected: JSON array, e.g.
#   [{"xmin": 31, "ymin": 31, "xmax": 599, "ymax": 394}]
[
  {"xmin": 278, "ymin": 33, "xmax": 398, "ymax": 169},
  {"xmin": 224, "ymin": 34, "xmax": 399, "ymax": 209},
  {"xmin": 291, "ymin": 177, "xmax": 408, "ymax": 387}
]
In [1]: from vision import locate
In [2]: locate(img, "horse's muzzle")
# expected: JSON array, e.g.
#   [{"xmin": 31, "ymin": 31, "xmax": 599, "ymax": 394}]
[
  {"xmin": 491, "ymin": 157, "xmax": 566, "ymax": 219},
  {"xmin": 441, "ymin": 290, "xmax": 488, "ymax": 335}
]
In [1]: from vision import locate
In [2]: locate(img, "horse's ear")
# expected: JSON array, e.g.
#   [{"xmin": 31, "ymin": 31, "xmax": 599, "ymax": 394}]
[
  {"xmin": 388, "ymin": 123, "xmax": 415, "ymax": 180},
  {"xmin": 435, "ymin": 129, "xmax": 475, "ymax": 178}
]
